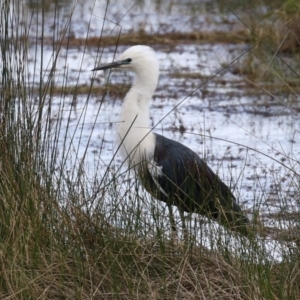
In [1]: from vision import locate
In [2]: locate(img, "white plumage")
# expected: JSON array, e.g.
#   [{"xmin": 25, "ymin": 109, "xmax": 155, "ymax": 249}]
[{"xmin": 114, "ymin": 46, "xmax": 158, "ymax": 168}]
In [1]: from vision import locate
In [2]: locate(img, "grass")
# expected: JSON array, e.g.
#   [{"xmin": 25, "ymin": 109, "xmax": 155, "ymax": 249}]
[
  {"xmin": 0, "ymin": 0, "xmax": 299, "ymax": 299},
  {"xmin": 57, "ymin": 30, "xmax": 253, "ymax": 48}
]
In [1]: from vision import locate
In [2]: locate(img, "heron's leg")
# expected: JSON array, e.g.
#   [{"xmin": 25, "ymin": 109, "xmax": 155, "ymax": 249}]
[
  {"xmin": 167, "ymin": 204, "xmax": 177, "ymax": 236},
  {"xmin": 179, "ymin": 209, "xmax": 189, "ymax": 241}
]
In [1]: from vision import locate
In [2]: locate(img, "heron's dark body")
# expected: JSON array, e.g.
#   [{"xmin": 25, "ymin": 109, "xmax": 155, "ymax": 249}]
[{"xmin": 139, "ymin": 133, "xmax": 249, "ymax": 235}]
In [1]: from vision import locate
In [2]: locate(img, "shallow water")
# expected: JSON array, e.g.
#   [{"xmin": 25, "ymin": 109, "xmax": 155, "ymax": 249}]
[
  {"xmin": 26, "ymin": 0, "xmax": 240, "ymax": 39},
  {"xmin": 23, "ymin": 0, "xmax": 299, "ymax": 260},
  {"xmin": 34, "ymin": 41, "xmax": 298, "ymax": 205}
]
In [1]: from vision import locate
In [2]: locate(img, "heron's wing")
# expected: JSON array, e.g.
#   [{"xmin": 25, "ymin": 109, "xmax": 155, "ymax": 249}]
[
  {"xmin": 153, "ymin": 133, "xmax": 249, "ymax": 235},
  {"xmin": 153, "ymin": 133, "xmax": 220, "ymax": 212}
]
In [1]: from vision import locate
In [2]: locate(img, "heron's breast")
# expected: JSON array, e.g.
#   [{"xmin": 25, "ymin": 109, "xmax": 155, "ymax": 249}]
[{"xmin": 116, "ymin": 124, "xmax": 155, "ymax": 168}]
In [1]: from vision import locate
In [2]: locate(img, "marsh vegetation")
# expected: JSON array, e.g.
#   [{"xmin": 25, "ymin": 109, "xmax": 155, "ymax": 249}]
[{"xmin": 0, "ymin": 0, "xmax": 299, "ymax": 298}]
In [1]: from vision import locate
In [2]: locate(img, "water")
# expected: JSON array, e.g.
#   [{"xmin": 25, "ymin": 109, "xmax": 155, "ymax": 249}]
[
  {"xmin": 26, "ymin": 0, "xmax": 240, "ymax": 38},
  {"xmin": 22, "ymin": 0, "xmax": 300, "ymax": 260},
  {"xmin": 33, "ymin": 41, "xmax": 298, "ymax": 203}
]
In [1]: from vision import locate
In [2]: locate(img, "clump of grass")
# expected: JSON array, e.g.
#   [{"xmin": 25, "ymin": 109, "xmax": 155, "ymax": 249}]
[{"xmin": 0, "ymin": 0, "xmax": 299, "ymax": 299}]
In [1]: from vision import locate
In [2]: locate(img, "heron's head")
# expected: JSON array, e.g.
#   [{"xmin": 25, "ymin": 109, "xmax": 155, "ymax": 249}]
[{"xmin": 92, "ymin": 45, "xmax": 159, "ymax": 78}]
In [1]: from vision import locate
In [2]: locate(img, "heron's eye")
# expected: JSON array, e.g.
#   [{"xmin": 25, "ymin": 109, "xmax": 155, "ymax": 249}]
[{"xmin": 126, "ymin": 58, "xmax": 132, "ymax": 63}]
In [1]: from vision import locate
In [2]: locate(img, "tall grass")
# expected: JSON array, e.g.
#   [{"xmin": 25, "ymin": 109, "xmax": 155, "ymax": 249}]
[{"xmin": 0, "ymin": 0, "xmax": 299, "ymax": 299}]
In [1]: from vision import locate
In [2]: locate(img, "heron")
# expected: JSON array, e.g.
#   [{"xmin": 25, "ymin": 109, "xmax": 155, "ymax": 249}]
[{"xmin": 92, "ymin": 45, "xmax": 249, "ymax": 236}]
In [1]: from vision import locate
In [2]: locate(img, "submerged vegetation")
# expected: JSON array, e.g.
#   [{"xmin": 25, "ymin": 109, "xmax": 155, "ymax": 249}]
[{"xmin": 0, "ymin": 0, "xmax": 299, "ymax": 299}]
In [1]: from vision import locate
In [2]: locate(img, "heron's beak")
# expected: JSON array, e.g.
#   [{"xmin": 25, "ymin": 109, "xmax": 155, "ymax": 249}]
[{"xmin": 92, "ymin": 59, "xmax": 128, "ymax": 71}]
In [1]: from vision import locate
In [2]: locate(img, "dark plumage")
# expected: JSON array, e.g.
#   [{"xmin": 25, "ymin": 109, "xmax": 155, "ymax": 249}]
[{"xmin": 139, "ymin": 133, "xmax": 249, "ymax": 236}]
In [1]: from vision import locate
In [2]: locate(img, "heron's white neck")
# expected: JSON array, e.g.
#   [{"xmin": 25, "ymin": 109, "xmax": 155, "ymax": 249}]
[{"xmin": 116, "ymin": 69, "xmax": 158, "ymax": 169}]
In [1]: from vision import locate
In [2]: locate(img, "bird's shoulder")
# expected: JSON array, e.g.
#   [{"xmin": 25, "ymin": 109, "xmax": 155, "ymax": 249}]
[
  {"xmin": 152, "ymin": 133, "xmax": 218, "ymax": 183},
  {"xmin": 154, "ymin": 133, "xmax": 200, "ymax": 163}
]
